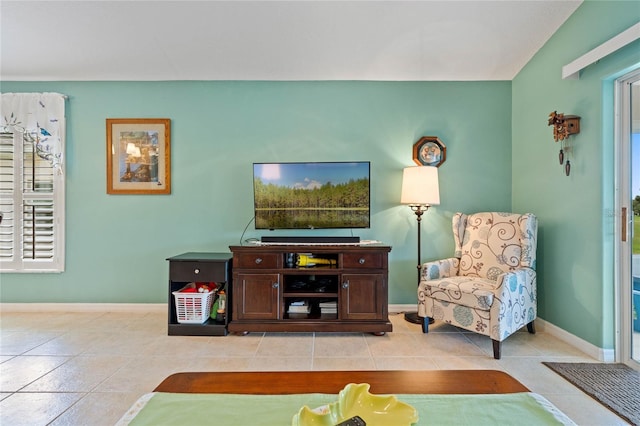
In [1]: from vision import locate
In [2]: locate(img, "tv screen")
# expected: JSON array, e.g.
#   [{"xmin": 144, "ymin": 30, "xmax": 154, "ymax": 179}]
[{"xmin": 253, "ymin": 162, "xmax": 370, "ymax": 230}]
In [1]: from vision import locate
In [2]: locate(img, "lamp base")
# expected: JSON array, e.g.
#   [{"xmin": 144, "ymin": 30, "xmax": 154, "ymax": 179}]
[{"xmin": 403, "ymin": 311, "xmax": 434, "ymax": 325}]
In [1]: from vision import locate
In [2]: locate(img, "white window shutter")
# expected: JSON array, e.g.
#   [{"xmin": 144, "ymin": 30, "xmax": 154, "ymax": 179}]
[
  {"xmin": 0, "ymin": 132, "xmax": 64, "ymax": 272},
  {"xmin": 0, "ymin": 133, "xmax": 16, "ymax": 263}
]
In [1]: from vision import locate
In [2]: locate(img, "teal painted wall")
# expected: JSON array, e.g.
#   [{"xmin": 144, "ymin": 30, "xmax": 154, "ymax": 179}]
[
  {"xmin": 512, "ymin": 1, "xmax": 640, "ymax": 349},
  {"xmin": 0, "ymin": 81, "xmax": 512, "ymax": 304}
]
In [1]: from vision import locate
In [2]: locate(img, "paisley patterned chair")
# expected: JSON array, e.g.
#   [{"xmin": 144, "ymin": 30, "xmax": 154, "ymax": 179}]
[{"xmin": 418, "ymin": 212, "xmax": 538, "ymax": 359}]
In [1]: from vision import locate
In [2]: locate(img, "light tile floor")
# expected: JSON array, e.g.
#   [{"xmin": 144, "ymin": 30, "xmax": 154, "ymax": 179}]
[{"xmin": 0, "ymin": 311, "xmax": 631, "ymax": 425}]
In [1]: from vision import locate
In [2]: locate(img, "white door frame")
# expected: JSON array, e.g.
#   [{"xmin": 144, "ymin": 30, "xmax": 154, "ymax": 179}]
[{"xmin": 614, "ymin": 68, "xmax": 640, "ymax": 369}]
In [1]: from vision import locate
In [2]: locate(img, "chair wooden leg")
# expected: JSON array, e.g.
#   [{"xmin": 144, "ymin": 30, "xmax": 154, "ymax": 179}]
[
  {"xmin": 422, "ymin": 317, "xmax": 431, "ymax": 333},
  {"xmin": 527, "ymin": 320, "xmax": 536, "ymax": 334},
  {"xmin": 492, "ymin": 339, "xmax": 501, "ymax": 359}
]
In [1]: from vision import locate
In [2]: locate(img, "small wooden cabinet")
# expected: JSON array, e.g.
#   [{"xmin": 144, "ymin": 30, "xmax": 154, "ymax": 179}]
[
  {"xmin": 167, "ymin": 252, "xmax": 232, "ymax": 336},
  {"xmin": 228, "ymin": 244, "xmax": 392, "ymax": 334}
]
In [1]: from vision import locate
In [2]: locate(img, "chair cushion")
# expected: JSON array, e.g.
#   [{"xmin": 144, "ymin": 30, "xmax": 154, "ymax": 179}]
[{"xmin": 422, "ymin": 276, "xmax": 496, "ymax": 311}]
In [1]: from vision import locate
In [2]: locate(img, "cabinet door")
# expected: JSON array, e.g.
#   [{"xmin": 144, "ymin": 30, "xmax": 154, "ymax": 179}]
[
  {"xmin": 340, "ymin": 273, "xmax": 387, "ymax": 320},
  {"xmin": 234, "ymin": 273, "xmax": 280, "ymax": 320}
]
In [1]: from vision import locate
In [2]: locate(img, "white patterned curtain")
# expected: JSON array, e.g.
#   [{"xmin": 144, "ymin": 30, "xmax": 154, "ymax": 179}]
[{"xmin": 1, "ymin": 92, "xmax": 66, "ymax": 173}]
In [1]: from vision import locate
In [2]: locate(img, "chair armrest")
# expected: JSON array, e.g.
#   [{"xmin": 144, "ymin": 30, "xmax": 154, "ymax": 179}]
[
  {"xmin": 495, "ymin": 267, "xmax": 536, "ymax": 301},
  {"xmin": 421, "ymin": 257, "xmax": 460, "ymax": 281},
  {"xmin": 490, "ymin": 267, "xmax": 537, "ymax": 340}
]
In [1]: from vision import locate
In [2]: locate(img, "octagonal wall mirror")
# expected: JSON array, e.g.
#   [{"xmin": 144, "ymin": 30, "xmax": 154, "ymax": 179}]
[{"xmin": 412, "ymin": 136, "xmax": 446, "ymax": 167}]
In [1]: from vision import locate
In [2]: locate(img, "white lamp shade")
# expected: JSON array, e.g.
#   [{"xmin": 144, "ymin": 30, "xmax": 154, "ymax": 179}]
[{"xmin": 401, "ymin": 166, "xmax": 440, "ymax": 205}]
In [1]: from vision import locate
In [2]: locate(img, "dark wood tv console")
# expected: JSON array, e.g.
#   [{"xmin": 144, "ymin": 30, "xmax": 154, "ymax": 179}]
[{"xmin": 228, "ymin": 243, "xmax": 392, "ymax": 334}]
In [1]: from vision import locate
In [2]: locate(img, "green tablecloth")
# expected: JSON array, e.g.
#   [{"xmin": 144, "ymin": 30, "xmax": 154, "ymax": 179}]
[{"xmin": 119, "ymin": 391, "xmax": 575, "ymax": 426}]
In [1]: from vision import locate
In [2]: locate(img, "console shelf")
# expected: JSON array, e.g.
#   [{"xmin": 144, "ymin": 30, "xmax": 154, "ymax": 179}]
[
  {"xmin": 283, "ymin": 292, "xmax": 339, "ymax": 297},
  {"xmin": 228, "ymin": 244, "xmax": 392, "ymax": 334}
]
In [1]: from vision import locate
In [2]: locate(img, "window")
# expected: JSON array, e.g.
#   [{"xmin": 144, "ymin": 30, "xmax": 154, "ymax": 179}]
[{"xmin": 0, "ymin": 93, "xmax": 66, "ymax": 272}]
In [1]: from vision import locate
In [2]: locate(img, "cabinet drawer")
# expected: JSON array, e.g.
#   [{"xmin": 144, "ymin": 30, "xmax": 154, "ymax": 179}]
[
  {"xmin": 343, "ymin": 252, "xmax": 384, "ymax": 269},
  {"xmin": 170, "ymin": 261, "xmax": 228, "ymax": 282},
  {"xmin": 234, "ymin": 253, "xmax": 280, "ymax": 269}
]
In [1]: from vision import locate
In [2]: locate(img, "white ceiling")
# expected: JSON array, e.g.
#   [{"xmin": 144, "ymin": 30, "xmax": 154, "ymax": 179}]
[{"xmin": 1, "ymin": 0, "xmax": 582, "ymax": 82}]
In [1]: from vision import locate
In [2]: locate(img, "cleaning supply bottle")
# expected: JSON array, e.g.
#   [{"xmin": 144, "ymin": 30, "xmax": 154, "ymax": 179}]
[{"xmin": 216, "ymin": 290, "xmax": 226, "ymax": 323}]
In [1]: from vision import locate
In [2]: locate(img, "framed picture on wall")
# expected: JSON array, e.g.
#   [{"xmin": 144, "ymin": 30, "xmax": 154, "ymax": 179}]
[
  {"xmin": 106, "ymin": 118, "xmax": 171, "ymax": 194},
  {"xmin": 412, "ymin": 136, "xmax": 446, "ymax": 167}
]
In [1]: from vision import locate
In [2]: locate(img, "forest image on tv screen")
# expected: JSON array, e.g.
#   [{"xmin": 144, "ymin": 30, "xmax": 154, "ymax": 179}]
[{"xmin": 253, "ymin": 162, "xmax": 370, "ymax": 229}]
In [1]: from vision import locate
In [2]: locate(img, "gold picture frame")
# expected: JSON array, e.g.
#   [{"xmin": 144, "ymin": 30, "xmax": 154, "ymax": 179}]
[{"xmin": 106, "ymin": 118, "xmax": 171, "ymax": 194}]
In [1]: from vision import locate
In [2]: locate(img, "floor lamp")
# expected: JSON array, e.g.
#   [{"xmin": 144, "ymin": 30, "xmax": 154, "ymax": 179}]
[{"xmin": 401, "ymin": 166, "xmax": 440, "ymax": 324}]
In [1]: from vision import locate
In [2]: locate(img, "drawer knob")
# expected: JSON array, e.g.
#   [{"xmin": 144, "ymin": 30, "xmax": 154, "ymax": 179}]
[
  {"xmin": 255, "ymin": 258, "xmax": 263, "ymax": 264},
  {"xmin": 272, "ymin": 282, "xmax": 279, "ymax": 288},
  {"xmin": 194, "ymin": 268, "xmax": 200, "ymax": 274},
  {"xmin": 342, "ymin": 281, "xmax": 349, "ymax": 289},
  {"xmin": 359, "ymin": 258, "xmax": 366, "ymax": 264}
]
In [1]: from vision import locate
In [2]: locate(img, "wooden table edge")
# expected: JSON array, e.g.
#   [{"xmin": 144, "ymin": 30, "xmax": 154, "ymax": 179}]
[{"xmin": 154, "ymin": 370, "xmax": 529, "ymax": 395}]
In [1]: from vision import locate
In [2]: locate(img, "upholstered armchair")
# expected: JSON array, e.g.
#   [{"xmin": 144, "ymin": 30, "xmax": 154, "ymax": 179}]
[{"xmin": 418, "ymin": 212, "xmax": 538, "ymax": 359}]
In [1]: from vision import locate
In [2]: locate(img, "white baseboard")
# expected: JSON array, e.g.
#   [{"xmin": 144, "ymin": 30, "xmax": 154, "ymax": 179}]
[
  {"xmin": 1, "ymin": 304, "xmax": 414, "ymax": 316},
  {"xmin": 0, "ymin": 303, "xmax": 166, "ymax": 313},
  {"xmin": 0, "ymin": 303, "xmax": 417, "ymax": 315},
  {"xmin": 536, "ymin": 318, "xmax": 614, "ymax": 362},
  {"xmin": 388, "ymin": 304, "xmax": 417, "ymax": 314},
  {"xmin": 0, "ymin": 303, "xmax": 615, "ymax": 361}
]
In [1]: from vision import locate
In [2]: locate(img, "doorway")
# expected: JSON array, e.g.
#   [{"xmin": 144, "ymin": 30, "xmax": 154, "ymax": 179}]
[{"xmin": 616, "ymin": 68, "xmax": 640, "ymax": 369}]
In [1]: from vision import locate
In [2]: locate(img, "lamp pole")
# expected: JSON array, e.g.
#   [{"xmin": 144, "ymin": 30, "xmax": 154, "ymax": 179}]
[
  {"xmin": 411, "ymin": 205, "xmax": 427, "ymax": 283},
  {"xmin": 404, "ymin": 204, "xmax": 429, "ymax": 324}
]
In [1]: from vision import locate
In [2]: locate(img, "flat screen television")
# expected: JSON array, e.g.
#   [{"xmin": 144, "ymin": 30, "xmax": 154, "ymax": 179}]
[{"xmin": 253, "ymin": 161, "xmax": 370, "ymax": 230}]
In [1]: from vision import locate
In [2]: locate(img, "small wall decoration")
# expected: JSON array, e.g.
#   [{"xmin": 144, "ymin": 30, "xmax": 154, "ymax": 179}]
[
  {"xmin": 547, "ymin": 111, "xmax": 580, "ymax": 176},
  {"xmin": 412, "ymin": 136, "xmax": 446, "ymax": 167},
  {"xmin": 107, "ymin": 118, "xmax": 171, "ymax": 194}
]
